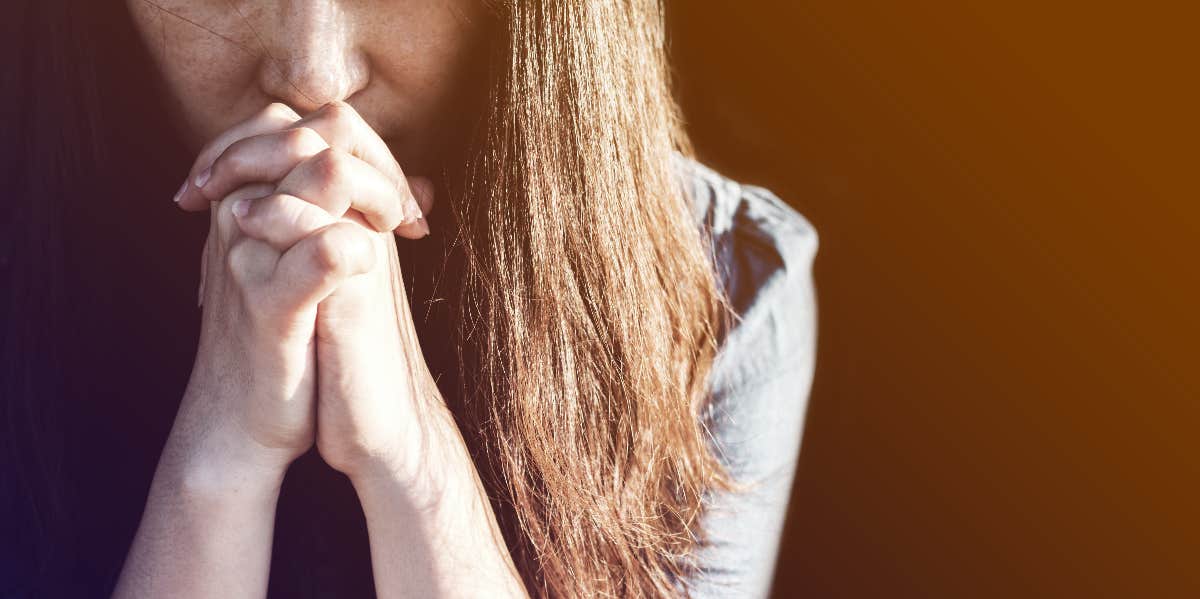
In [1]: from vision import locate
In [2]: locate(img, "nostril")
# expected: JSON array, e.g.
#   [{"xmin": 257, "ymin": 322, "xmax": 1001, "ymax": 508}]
[
  {"xmin": 260, "ymin": 52, "xmax": 369, "ymax": 113},
  {"xmin": 288, "ymin": 61, "xmax": 342, "ymax": 105},
  {"xmin": 246, "ymin": 5, "xmax": 370, "ymax": 113}
]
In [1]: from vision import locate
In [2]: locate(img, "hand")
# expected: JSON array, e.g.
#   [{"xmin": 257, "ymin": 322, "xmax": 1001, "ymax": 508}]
[
  {"xmin": 171, "ymin": 104, "xmax": 383, "ymax": 485},
  {"xmin": 179, "ymin": 101, "xmax": 444, "ymax": 488},
  {"xmin": 177, "ymin": 102, "xmax": 527, "ymax": 597}
]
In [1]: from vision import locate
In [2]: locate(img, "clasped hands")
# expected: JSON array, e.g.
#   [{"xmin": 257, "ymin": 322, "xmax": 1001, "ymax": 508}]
[{"xmin": 172, "ymin": 101, "xmax": 451, "ymax": 494}]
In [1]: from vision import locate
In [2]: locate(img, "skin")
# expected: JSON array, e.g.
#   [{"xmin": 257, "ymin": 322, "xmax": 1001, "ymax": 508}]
[{"xmin": 113, "ymin": 2, "xmax": 526, "ymax": 597}]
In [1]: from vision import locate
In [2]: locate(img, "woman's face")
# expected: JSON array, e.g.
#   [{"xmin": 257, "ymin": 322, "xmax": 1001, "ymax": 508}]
[{"xmin": 125, "ymin": 0, "xmax": 488, "ymax": 174}]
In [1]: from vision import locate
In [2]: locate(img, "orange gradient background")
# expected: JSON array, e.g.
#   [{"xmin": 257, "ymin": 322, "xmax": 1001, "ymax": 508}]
[{"xmin": 669, "ymin": 2, "xmax": 1198, "ymax": 597}]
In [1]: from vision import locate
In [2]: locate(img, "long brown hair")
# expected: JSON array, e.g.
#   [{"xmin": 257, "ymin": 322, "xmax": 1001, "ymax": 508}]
[
  {"xmin": 0, "ymin": 0, "xmax": 730, "ymax": 595},
  {"xmin": 450, "ymin": 1, "xmax": 731, "ymax": 596}
]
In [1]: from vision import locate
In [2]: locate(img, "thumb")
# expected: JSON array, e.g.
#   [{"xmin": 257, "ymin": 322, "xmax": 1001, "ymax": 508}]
[{"xmin": 272, "ymin": 221, "xmax": 377, "ymax": 311}]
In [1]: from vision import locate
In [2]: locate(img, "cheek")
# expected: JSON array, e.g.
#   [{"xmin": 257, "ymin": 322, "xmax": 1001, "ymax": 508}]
[
  {"xmin": 368, "ymin": 1, "xmax": 485, "ymax": 96},
  {"xmin": 126, "ymin": 1, "xmax": 260, "ymax": 148},
  {"xmin": 366, "ymin": 12, "xmax": 490, "ymax": 159},
  {"xmin": 159, "ymin": 55, "xmax": 258, "ymax": 150}
]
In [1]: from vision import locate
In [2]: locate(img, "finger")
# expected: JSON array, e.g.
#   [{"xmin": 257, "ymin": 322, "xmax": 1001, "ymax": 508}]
[
  {"xmin": 272, "ymin": 222, "xmax": 377, "ymax": 310},
  {"xmin": 287, "ymin": 101, "xmax": 434, "ymax": 238},
  {"xmin": 288, "ymin": 101, "xmax": 404, "ymax": 185},
  {"xmin": 176, "ymin": 102, "xmax": 302, "ymax": 211},
  {"xmin": 275, "ymin": 147, "xmax": 421, "ymax": 233},
  {"xmin": 215, "ymin": 183, "xmax": 278, "ymax": 246},
  {"xmin": 225, "ymin": 235, "xmax": 281, "ymax": 291},
  {"xmin": 232, "ymin": 193, "xmax": 339, "ymax": 252},
  {"xmin": 194, "ymin": 127, "xmax": 330, "ymax": 205},
  {"xmin": 216, "ymin": 185, "xmax": 283, "ymax": 291},
  {"xmin": 394, "ymin": 175, "xmax": 434, "ymax": 240}
]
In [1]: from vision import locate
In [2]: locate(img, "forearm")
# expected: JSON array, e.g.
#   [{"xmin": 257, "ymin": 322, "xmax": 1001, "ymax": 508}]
[
  {"xmin": 113, "ymin": 425, "xmax": 288, "ymax": 598},
  {"xmin": 351, "ymin": 411, "xmax": 528, "ymax": 599}
]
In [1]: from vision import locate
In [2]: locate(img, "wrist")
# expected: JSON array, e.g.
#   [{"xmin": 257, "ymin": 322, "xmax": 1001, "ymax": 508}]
[
  {"xmin": 345, "ymin": 400, "xmax": 468, "ymax": 501},
  {"xmin": 345, "ymin": 399, "xmax": 529, "ymax": 598},
  {"xmin": 161, "ymin": 416, "xmax": 294, "ymax": 503},
  {"xmin": 169, "ymin": 451, "xmax": 288, "ymax": 509},
  {"xmin": 350, "ymin": 438, "xmax": 528, "ymax": 598}
]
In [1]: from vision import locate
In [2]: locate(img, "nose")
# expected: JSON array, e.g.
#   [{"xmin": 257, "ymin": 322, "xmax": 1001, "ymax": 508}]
[{"xmin": 254, "ymin": 2, "xmax": 369, "ymax": 113}]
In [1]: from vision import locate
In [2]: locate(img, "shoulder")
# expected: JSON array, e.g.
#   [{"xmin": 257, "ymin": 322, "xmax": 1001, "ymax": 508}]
[
  {"xmin": 673, "ymin": 155, "xmax": 819, "ymax": 595},
  {"xmin": 674, "ymin": 153, "xmax": 818, "ymax": 465},
  {"xmin": 676, "ymin": 153, "xmax": 819, "ymax": 389},
  {"xmin": 678, "ymin": 154, "xmax": 819, "ymax": 264}
]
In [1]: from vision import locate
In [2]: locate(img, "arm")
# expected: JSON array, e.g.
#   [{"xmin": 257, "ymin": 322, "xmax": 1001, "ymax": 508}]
[
  {"xmin": 112, "ymin": 413, "xmax": 289, "ymax": 598},
  {"xmin": 349, "ymin": 406, "xmax": 528, "ymax": 599},
  {"xmin": 115, "ymin": 103, "xmax": 376, "ymax": 597},
  {"xmin": 183, "ymin": 100, "xmax": 528, "ymax": 597}
]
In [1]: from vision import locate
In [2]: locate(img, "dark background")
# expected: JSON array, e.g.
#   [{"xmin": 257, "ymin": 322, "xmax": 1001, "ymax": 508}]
[{"xmin": 669, "ymin": 2, "xmax": 1198, "ymax": 597}]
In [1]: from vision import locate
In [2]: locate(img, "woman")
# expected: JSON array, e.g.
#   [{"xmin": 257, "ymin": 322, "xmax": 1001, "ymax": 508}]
[{"xmin": 0, "ymin": 0, "xmax": 817, "ymax": 597}]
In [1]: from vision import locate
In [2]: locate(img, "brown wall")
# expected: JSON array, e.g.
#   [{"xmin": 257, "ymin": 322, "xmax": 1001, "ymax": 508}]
[{"xmin": 669, "ymin": 2, "xmax": 1199, "ymax": 597}]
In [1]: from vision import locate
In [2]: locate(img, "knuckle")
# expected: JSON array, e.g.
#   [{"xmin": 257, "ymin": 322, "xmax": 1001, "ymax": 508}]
[
  {"xmin": 309, "ymin": 229, "xmax": 350, "ymax": 275},
  {"xmin": 284, "ymin": 126, "xmax": 326, "ymax": 156},
  {"xmin": 310, "ymin": 147, "xmax": 348, "ymax": 183},
  {"xmin": 214, "ymin": 141, "xmax": 251, "ymax": 178},
  {"xmin": 224, "ymin": 237, "xmax": 274, "ymax": 290},
  {"xmin": 224, "ymin": 238, "xmax": 254, "ymax": 280}
]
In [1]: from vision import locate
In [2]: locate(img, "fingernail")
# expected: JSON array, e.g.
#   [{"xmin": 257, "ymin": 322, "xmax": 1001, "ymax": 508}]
[
  {"xmin": 417, "ymin": 216, "xmax": 431, "ymax": 238},
  {"xmin": 232, "ymin": 198, "xmax": 250, "ymax": 218},
  {"xmin": 172, "ymin": 181, "xmax": 186, "ymax": 203},
  {"xmin": 194, "ymin": 167, "xmax": 211, "ymax": 189},
  {"xmin": 402, "ymin": 199, "xmax": 423, "ymax": 224}
]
